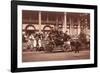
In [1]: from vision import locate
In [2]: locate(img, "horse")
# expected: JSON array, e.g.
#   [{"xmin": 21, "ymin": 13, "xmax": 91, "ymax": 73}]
[{"xmin": 70, "ymin": 39, "xmax": 81, "ymax": 53}]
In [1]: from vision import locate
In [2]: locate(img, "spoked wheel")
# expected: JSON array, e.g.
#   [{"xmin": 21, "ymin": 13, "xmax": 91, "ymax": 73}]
[
  {"xmin": 44, "ymin": 44, "xmax": 54, "ymax": 53},
  {"xmin": 63, "ymin": 44, "xmax": 71, "ymax": 52}
]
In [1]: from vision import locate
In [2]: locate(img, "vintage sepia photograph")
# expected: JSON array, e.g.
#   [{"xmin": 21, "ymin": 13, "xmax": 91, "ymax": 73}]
[
  {"xmin": 11, "ymin": 1, "xmax": 97, "ymax": 72},
  {"xmin": 22, "ymin": 10, "xmax": 90, "ymax": 62}
]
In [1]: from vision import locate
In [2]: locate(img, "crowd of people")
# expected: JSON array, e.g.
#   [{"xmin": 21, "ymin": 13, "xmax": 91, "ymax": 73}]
[{"xmin": 22, "ymin": 27, "xmax": 90, "ymax": 53}]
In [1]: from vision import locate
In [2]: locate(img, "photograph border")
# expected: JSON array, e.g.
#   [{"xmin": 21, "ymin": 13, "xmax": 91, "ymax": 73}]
[{"xmin": 11, "ymin": 1, "xmax": 97, "ymax": 72}]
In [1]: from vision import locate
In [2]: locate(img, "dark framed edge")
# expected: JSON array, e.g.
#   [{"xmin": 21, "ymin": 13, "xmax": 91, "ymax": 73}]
[{"xmin": 11, "ymin": 0, "xmax": 98, "ymax": 72}]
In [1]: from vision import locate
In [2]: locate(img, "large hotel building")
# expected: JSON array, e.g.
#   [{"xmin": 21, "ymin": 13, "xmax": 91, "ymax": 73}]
[{"xmin": 22, "ymin": 10, "xmax": 90, "ymax": 39}]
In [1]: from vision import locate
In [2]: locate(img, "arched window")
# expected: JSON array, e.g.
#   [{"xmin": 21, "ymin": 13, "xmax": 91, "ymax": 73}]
[
  {"xmin": 25, "ymin": 25, "xmax": 36, "ymax": 35},
  {"xmin": 43, "ymin": 25, "xmax": 52, "ymax": 32}
]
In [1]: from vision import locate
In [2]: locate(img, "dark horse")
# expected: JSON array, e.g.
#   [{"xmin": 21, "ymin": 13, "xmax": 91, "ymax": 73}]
[{"xmin": 70, "ymin": 39, "xmax": 81, "ymax": 53}]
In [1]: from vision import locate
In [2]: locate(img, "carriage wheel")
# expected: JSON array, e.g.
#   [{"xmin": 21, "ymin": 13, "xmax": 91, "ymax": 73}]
[
  {"xmin": 45, "ymin": 45, "xmax": 53, "ymax": 53},
  {"xmin": 63, "ymin": 45, "xmax": 70, "ymax": 52}
]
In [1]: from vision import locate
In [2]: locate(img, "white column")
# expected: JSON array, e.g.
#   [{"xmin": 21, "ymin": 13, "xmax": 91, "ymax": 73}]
[
  {"xmin": 78, "ymin": 20, "xmax": 81, "ymax": 35},
  {"xmin": 46, "ymin": 14, "xmax": 49, "ymax": 23},
  {"xmin": 56, "ymin": 18, "xmax": 58, "ymax": 30},
  {"xmin": 69, "ymin": 18, "xmax": 72, "ymax": 36},
  {"xmin": 63, "ymin": 12, "xmax": 67, "ymax": 33},
  {"xmin": 39, "ymin": 11, "xmax": 41, "ymax": 33}
]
